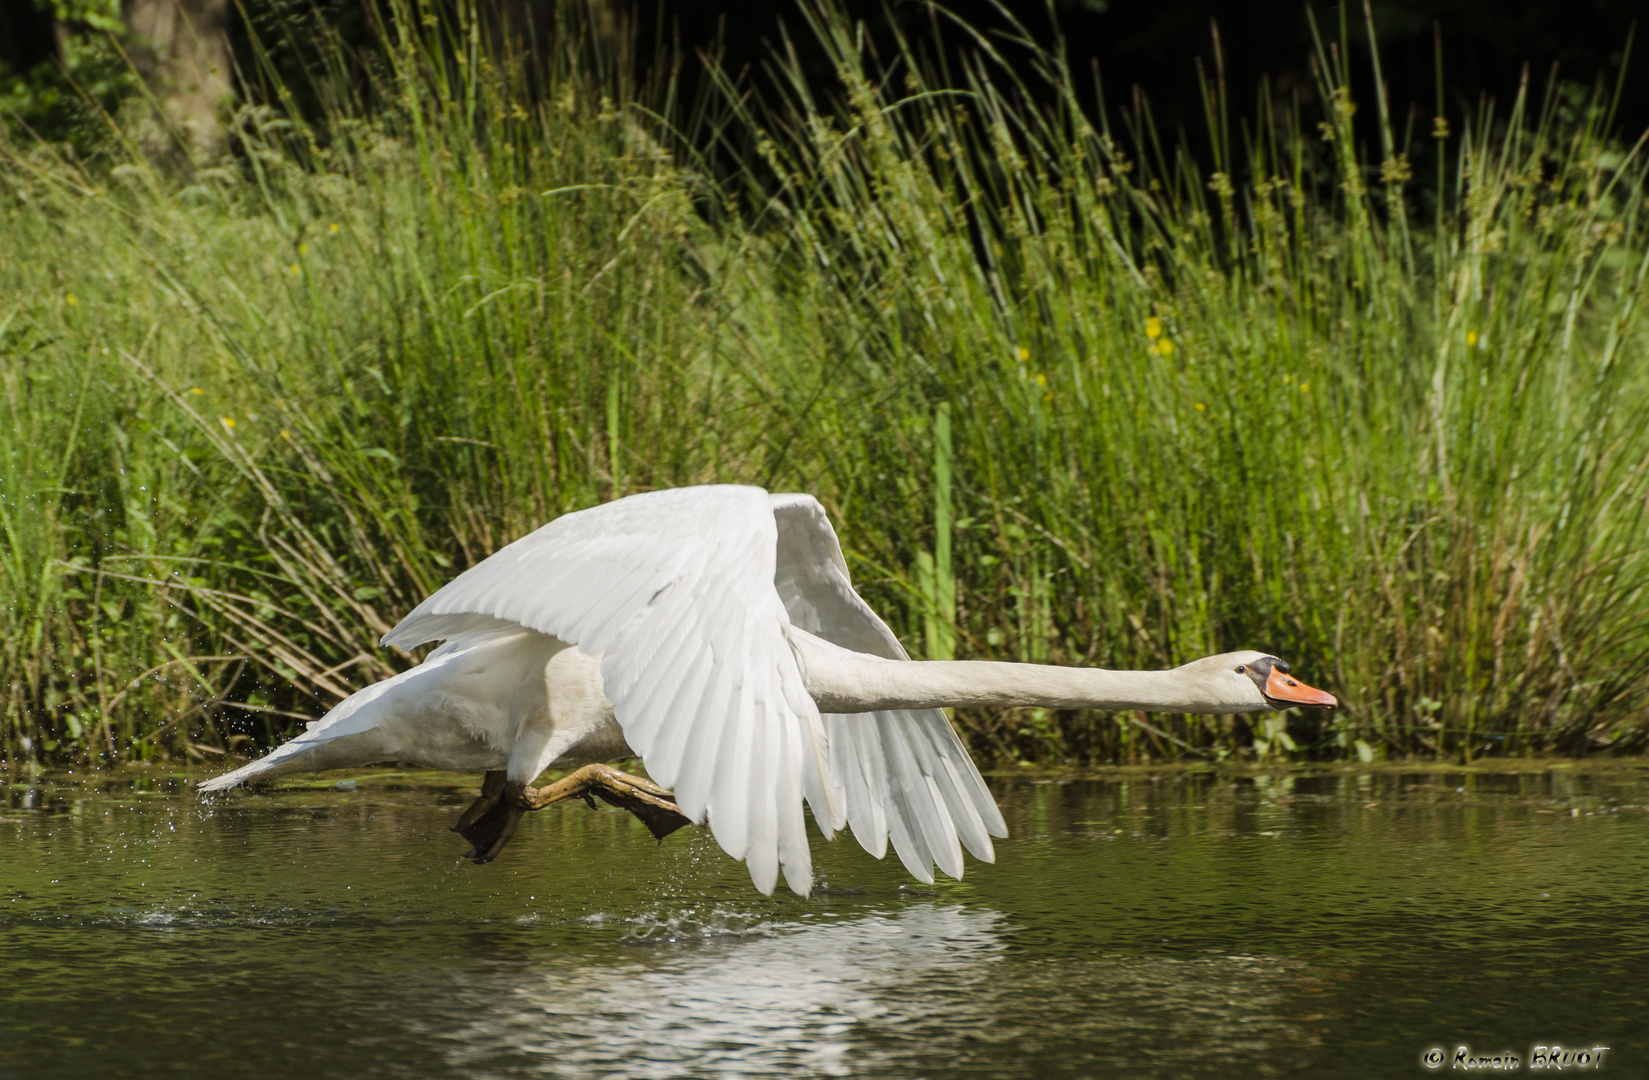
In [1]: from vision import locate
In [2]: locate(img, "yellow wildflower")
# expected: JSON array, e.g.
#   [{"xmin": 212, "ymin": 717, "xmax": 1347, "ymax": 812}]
[
  {"xmin": 1155, "ymin": 338, "xmax": 1175, "ymax": 358},
  {"xmin": 1466, "ymin": 330, "xmax": 1478, "ymax": 347},
  {"xmin": 220, "ymin": 416, "xmax": 236, "ymax": 431},
  {"xmin": 1017, "ymin": 346, "xmax": 1030, "ymax": 361},
  {"xmin": 329, "ymin": 223, "xmax": 341, "ymax": 234},
  {"xmin": 65, "ymin": 293, "xmax": 78, "ymax": 306},
  {"xmin": 1193, "ymin": 401, "xmax": 1206, "ymax": 412},
  {"xmin": 298, "ymin": 243, "xmax": 309, "ymax": 255},
  {"xmin": 1035, "ymin": 373, "xmax": 1047, "ymax": 387},
  {"xmin": 288, "ymin": 264, "xmax": 300, "ymax": 276},
  {"xmin": 189, "ymin": 387, "xmax": 205, "ymax": 395},
  {"xmin": 1299, "ymin": 381, "xmax": 1310, "ymax": 393},
  {"xmin": 1144, "ymin": 316, "xmax": 1162, "ymax": 339}
]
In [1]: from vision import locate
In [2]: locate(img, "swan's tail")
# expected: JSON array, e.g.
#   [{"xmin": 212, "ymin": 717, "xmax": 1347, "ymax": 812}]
[
  {"xmin": 195, "ymin": 662, "xmax": 419, "ymax": 793},
  {"xmin": 196, "ymin": 728, "xmax": 396, "ymax": 793},
  {"xmin": 196, "ymin": 630, "xmax": 534, "ymax": 795}
]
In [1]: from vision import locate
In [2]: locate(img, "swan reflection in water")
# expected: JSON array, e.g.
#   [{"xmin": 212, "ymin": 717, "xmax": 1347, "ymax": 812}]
[{"xmin": 428, "ymin": 903, "xmax": 1312, "ymax": 1079}]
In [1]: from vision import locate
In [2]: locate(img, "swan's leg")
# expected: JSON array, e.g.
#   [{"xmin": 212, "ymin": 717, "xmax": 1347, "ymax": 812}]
[
  {"xmin": 455, "ymin": 770, "xmax": 508, "ymax": 831},
  {"xmin": 510, "ymin": 763, "xmax": 692, "ymax": 841},
  {"xmin": 453, "ymin": 770, "xmax": 525, "ymax": 863},
  {"xmin": 454, "ymin": 640, "xmax": 575, "ymax": 863},
  {"xmin": 457, "ymin": 646, "xmax": 665, "ymax": 862}
]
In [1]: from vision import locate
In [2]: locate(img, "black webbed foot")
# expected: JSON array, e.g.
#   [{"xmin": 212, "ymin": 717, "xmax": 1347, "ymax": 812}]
[
  {"xmin": 453, "ymin": 770, "xmax": 524, "ymax": 863},
  {"xmin": 583, "ymin": 783, "xmax": 692, "ymax": 842},
  {"xmin": 454, "ymin": 764, "xmax": 694, "ymax": 863}
]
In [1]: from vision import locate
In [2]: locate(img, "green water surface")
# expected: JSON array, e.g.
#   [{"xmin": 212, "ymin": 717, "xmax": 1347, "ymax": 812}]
[{"xmin": 2, "ymin": 766, "xmax": 1645, "ymax": 1078}]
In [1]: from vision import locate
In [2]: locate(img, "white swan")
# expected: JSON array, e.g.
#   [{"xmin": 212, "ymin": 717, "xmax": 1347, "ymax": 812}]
[{"xmin": 200, "ymin": 485, "xmax": 1335, "ymax": 894}]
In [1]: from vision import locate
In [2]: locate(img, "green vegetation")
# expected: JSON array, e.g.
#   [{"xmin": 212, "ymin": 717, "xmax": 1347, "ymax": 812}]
[
  {"xmin": 4, "ymin": 2, "xmax": 1648, "ymax": 768},
  {"xmin": 2, "ymin": 28, "xmax": 140, "ymax": 159}
]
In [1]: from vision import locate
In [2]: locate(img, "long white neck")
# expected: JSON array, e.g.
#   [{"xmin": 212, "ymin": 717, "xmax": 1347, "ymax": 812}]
[{"xmin": 787, "ymin": 628, "xmax": 1272, "ymax": 715}]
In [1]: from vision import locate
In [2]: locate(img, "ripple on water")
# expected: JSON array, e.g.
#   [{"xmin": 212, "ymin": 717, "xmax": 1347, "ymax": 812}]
[{"xmin": 2, "ymin": 768, "xmax": 1648, "ymax": 1079}]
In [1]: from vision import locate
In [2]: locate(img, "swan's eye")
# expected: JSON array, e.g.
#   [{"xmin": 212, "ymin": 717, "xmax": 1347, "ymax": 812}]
[{"xmin": 1235, "ymin": 665, "xmax": 1246, "ymax": 674}]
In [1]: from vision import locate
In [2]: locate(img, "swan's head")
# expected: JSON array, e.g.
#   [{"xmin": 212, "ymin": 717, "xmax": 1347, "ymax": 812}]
[{"xmin": 1178, "ymin": 650, "xmax": 1339, "ymax": 711}]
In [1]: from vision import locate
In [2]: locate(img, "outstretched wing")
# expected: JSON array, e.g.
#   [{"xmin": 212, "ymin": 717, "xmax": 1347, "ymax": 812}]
[
  {"xmin": 382, "ymin": 485, "xmax": 838, "ymax": 896},
  {"xmin": 770, "ymin": 493, "xmax": 1008, "ymax": 883}
]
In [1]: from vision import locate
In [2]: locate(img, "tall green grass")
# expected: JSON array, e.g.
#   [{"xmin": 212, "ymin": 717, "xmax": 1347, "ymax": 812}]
[{"xmin": 4, "ymin": 1, "xmax": 1648, "ymax": 767}]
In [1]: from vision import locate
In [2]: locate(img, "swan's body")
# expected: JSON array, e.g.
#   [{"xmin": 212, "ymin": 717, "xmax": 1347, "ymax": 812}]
[{"xmin": 201, "ymin": 485, "xmax": 1333, "ymax": 894}]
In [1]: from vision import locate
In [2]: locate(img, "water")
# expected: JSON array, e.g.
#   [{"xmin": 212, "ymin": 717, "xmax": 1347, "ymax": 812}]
[{"xmin": 3, "ymin": 765, "xmax": 1646, "ymax": 1078}]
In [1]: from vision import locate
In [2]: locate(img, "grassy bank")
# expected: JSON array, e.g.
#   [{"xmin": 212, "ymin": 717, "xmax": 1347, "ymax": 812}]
[{"xmin": 4, "ymin": 2, "xmax": 1649, "ymax": 767}]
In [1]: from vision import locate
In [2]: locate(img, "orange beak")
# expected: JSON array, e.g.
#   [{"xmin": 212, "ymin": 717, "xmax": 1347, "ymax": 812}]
[{"xmin": 1264, "ymin": 666, "xmax": 1338, "ymax": 709}]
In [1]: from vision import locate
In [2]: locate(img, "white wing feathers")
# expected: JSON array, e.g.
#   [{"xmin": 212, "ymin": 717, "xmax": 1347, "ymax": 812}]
[
  {"xmin": 771, "ymin": 493, "xmax": 1008, "ymax": 883},
  {"xmin": 384, "ymin": 486, "xmax": 837, "ymax": 896},
  {"xmin": 381, "ymin": 484, "xmax": 1005, "ymax": 895}
]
